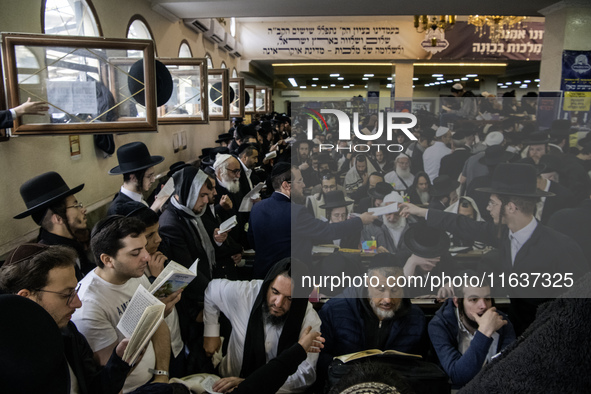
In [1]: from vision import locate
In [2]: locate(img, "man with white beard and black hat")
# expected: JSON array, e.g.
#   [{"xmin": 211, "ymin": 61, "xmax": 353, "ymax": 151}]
[{"xmin": 384, "ymin": 153, "xmax": 414, "ymax": 192}]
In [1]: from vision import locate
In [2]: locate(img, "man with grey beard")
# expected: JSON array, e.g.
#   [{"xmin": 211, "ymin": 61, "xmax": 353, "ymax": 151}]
[
  {"xmin": 361, "ymin": 192, "xmax": 412, "ymax": 254},
  {"xmin": 213, "ymin": 153, "xmax": 250, "ymax": 248},
  {"xmin": 317, "ymin": 253, "xmax": 427, "ymax": 386},
  {"xmin": 384, "ymin": 154, "xmax": 415, "ymax": 192}
]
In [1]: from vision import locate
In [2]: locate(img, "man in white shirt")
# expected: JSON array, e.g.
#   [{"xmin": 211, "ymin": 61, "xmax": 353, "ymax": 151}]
[
  {"xmin": 107, "ymin": 142, "xmax": 165, "ymax": 216},
  {"xmin": 73, "ymin": 216, "xmax": 182, "ymax": 393},
  {"xmin": 385, "ymin": 153, "xmax": 415, "ymax": 192},
  {"xmin": 423, "ymin": 127, "xmax": 452, "ymax": 183},
  {"xmin": 203, "ymin": 258, "xmax": 321, "ymax": 393}
]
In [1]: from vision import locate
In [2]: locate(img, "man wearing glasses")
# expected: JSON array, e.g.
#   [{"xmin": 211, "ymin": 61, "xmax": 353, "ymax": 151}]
[
  {"xmin": 15, "ymin": 171, "xmax": 93, "ymax": 280},
  {"xmin": 0, "ymin": 243, "xmax": 131, "ymax": 393}
]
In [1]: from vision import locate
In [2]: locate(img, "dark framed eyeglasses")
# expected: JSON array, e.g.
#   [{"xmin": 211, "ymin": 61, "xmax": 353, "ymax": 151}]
[
  {"xmin": 34, "ymin": 283, "xmax": 81, "ymax": 305},
  {"xmin": 227, "ymin": 168, "xmax": 241, "ymax": 175}
]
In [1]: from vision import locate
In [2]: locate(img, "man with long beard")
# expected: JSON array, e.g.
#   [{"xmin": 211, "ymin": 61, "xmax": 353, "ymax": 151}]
[
  {"xmin": 203, "ymin": 258, "xmax": 322, "ymax": 393},
  {"xmin": 385, "ymin": 154, "xmax": 415, "ymax": 192},
  {"xmin": 213, "ymin": 153, "xmax": 250, "ymax": 248},
  {"xmin": 428, "ymin": 274, "xmax": 515, "ymax": 389},
  {"xmin": 361, "ymin": 192, "xmax": 412, "ymax": 254}
]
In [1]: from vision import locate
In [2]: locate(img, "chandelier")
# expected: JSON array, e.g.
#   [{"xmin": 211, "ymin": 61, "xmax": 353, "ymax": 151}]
[
  {"xmin": 414, "ymin": 15, "xmax": 456, "ymax": 34},
  {"xmin": 467, "ymin": 15, "xmax": 527, "ymax": 43}
]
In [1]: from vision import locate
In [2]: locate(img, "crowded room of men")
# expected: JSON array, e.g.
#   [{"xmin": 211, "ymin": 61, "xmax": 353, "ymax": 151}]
[{"xmin": 1, "ymin": 0, "xmax": 590, "ymax": 393}]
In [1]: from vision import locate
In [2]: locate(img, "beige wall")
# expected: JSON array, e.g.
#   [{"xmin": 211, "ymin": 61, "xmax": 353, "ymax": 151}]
[{"xmin": 0, "ymin": 0, "xmax": 238, "ymax": 254}]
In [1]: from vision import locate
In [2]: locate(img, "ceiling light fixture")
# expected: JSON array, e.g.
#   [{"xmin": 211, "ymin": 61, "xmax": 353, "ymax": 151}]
[
  {"xmin": 468, "ymin": 15, "xmax": 527, "ymax": 44},
  {"xmin": 330, "ymin": 73, "xmax": 340, "ymax": 77},
  {"xmin": 288, "ymin": 78, "xmax": 298, "ymax": 87}
]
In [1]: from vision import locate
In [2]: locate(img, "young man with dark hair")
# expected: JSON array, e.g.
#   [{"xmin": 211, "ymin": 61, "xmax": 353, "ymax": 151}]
[
  {"xmin": 0, "ymin": 243, "xmax": 132, "ymax": 394},
  {"xmin": 15, "ymin": 171, "xmax": 93, "ymax": 280},
  {"xmin": 73, "ymin": 216, "xmax": 181, "ymax": 393},
  {"xmin": 428, "ymin": 271, "xmax": 515, "ymax": 389},
  {"xmin": 107, "ymin": 142, "xmax": 165, "ymax": 215}
]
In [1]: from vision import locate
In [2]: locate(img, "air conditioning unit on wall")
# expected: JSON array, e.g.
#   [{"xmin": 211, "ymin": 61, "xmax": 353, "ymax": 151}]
[
  {"xmin": 281, "ymin": 90, "xmax": 300, "ymax": 97},
  {"xmin": 221, "ymin": 33, "xmax": 235, "ymax": 52},
  {"xmin": 230, "ymin": 42, "xmax": 243, "ymax": 58},
  {"xmin": 184, "ymin": 18, "xmax": 225, "ymax": 44}
]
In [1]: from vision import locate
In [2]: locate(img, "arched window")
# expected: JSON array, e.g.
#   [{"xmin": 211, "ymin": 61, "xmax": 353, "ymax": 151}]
[
  {"xmin": 220, "ymin": 61, "xmax": 227, "ymax": 69},
  {"xmin": 205, "ymin": 53, "xmax": 213, "ymax": 69},
  {"xmin": 43, "ymin": 0, "xmax": 101, "ymax": 36},
  {"xmin": 232, "ymin": 68, "xmax": 238, "ymax": 78},
  {"xmin": 127, "ymin": 16, "xmax": 155, "ymax": 57},
  {"xmin": 179, "ymin": 41, "xmax": 192, "ymax": 58}
]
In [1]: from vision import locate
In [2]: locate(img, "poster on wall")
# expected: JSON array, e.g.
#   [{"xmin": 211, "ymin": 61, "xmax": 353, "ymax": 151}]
[
  {"xmin": 431, "ymin": 21, "xmax": 544, "ymax": 61},
  {"xmin": 560, "ymin": 50, "xmax": 591, "ymax": 125}
]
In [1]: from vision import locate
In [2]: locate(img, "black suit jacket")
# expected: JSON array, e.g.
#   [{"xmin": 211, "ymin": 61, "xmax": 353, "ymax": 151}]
[
  {"xmin": 539, "ymin": 180, "xmax": 574, "ymax": 225},
  {"xmin": 214, "ymin": 181, "xmax": 250, "ymax": 249},
  {"xmin": 0, "ymin": 110, "xmax": 14, "ymax": 129},
  {"xmin": 106, "ymin": 192, "xmax": 144, "ymax": 216},
  {"xmin": 427, "ymin": 209, "xmax": 589, "ymax": 333},
  {"xmin": 548, "ymin": 199, "xmax": 591, "ymax": 267}
]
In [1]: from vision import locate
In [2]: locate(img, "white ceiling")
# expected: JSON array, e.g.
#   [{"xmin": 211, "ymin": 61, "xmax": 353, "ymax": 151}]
[{"xmin": 150, "ymin": 0, "xmax": 558, "ymax": 19}]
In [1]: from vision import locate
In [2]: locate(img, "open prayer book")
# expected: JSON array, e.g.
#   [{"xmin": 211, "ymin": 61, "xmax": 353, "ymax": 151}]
[
  {"xmin": 335, "ymin": 349, "xmax": 422, "ymax": 363},
  {"xmin": 148, "ymin": 260, "xmax": 198, "ymax": 298},
  {"xmin": 117, "ymin": 285, "xmax": 165, "ymax": 365},
  {"xmin": 218, "ymin": 215, "xmax": 237, "ymax": 234},
  {"xmin": 239, "ymin": 182, "xmax": 265, "ymax": 212}
]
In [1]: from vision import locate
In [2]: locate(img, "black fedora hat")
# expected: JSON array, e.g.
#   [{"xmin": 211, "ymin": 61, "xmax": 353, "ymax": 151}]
[
  {"xmin": 478, "ymin": 145, "xmax": 515, "ymax": 166},
  {"xmin": 166, "ymin": 161, "xmax": 191, "ymax": 178},
  {"xmin": 128, "ymin": 59, "xmax": 173, "ymax": 107},
  {"xmin": 517, "ymin": 157, "xmax": 547, "ymax": 175},
  {"xmin": 523, "ymin": 131, "xmax": 551, "ymax": 146},
  {"xmin": 216, "ymin": 132, "xmax": 234, "ymax": 143},
  {"xmin": 476, "ymin": 163, "xmax": 555, "ymax": 197},
  {"xmin": 549, "ymin": 119, "xmax": 575, "ymax": 142},
  {"xmin": 320, "ymin": 190, "xmax": 353, "ymax": 209},
  {"xmin": 0, "ymin": 295, "xmax": 70, "ymax": 394},
  {"xmin": 368, "ymin": 182, "xmax": 395, "ymax": 200},
  {"xmin": 202, "ymin": 147, "xmax": 229, "ymax": 167},
  {"xmin": 430, "ymin": 175, "xmax": 460, "ymax": 197},
  {"xmin": 15, "ymin": 172, "xmax": 84, "ymax": 219},
  {"xmin": 109, "ymin": 142, "xmax": 164, "ymax": 175},
  {"xmin": 403, "ymin": 222, "xmax": 450, "ymax": 259}
]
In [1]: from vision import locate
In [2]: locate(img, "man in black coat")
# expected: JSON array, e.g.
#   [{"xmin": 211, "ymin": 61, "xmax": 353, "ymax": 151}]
[
  {"xmin": 106, "ymin": 142, "xmax": 165, "ymax": 215},
  {"xmin": 548, "ymin": 197, "xmax": 591, "ymax": 267},
  {"xmin": 0, "ymin": 244, "xmax": 131, "ymax": 394},
  {"xmin": 15, "ymin": 171, "xmax": 94, "ymax": 280},
  {"xmin": 401, "ymin": 163, "xmax": 589, "ymax": 334},
  {"xmin": 439, "ymin": 128, "xmax": 473, "ymax": 182}
]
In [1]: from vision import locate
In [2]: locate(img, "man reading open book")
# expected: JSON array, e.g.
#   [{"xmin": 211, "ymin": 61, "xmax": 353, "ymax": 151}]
[{"xmin": 73, "ymin": 216, "xmax": 182, "ymax": 393}]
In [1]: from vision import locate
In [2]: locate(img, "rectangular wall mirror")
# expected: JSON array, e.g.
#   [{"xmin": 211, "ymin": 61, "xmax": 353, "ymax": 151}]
[
  {"xmin": 229, "ymin": 77, "xmax": 245, "ymax": 118},
  {"xmin": 1, "ymin": 33, "xmax": 158, "ymax": 135},
  {"xmin": 208, "ymin": 68, "xmax": 230, "ymax": 121}
]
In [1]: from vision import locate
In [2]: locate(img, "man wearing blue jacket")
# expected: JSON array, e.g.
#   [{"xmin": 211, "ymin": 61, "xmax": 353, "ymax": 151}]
[
  {"xmin": 428, "ymin": 273, "xmax": 515, "ymax": 388},
  {"xmin": 317, "ymin": 253, "xmax": 426, "ymax": 387}
]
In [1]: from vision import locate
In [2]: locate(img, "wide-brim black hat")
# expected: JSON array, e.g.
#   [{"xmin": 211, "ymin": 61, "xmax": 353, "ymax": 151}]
[
  {"xmin": 517, "ymin": 157, "xmax": 547, "ymax": 175},
  {"xmin": 368, "ymin": 182, "xmax": 394, "ymax": 200},
  {"xmin": 523, "ymin": 131, "xmax": 551, "ymax": 145},
  {"xmin": 15, "ymin": 171, "xmax": 84, "ymax": 219},
  {"xmin": 216, "ymin": 132, "xmax": 233, "ymax": 143},
  {"xmin": 404, "ymin": 223, "xmax": 450, "ymax": 259},
  {"xmin": 167, "ymin": 161, "xmax": 191, "ymax": 178},
  {"xmin": 430, "ymin": 175, "xmax": 460, "ymax": 197},
  {"xmin": 109, "ymin": 141, "xmax": 164, "ymax": 175},
  {"xmin": 128, "ymin": 59, "xmax": 173, "ymax": 107},
  {"xmin": 319, "ymin": 190, "xmax": 353, "ymax": 209},
  {"xmin": 478, "ymin": 145, "xmax": 515, "ymax": 166},
  {"xmin": 476, "ymin": 163, "xmax": 555, "ymax": 197},
  {"xmin": 202, "ymin": 147, "xmax": 229, "ymax": 167}
]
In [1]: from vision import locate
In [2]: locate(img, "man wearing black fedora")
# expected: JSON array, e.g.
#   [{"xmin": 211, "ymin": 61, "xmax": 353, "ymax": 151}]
[
  {"xmin": 401, "ymin": 163, "xmax": 589, "ymax": 334},
  {"xmin": 216, "ymin": 132, "xmax": 234, "ymax": 147},
  {"xmin": 319, "ymin": 190, "xmax": 359, "ymax": 249},
  {"xmin": 523, "ymin": 131, "xmax": 550, "ymax": 165},
  {"xmin": 356, "ymin": 181, "xmax": 393, "ymax": 214},
  {"xmin": 15, "ymin": 171, "xmax": 93, "ymax": 280},
  {"xmin": 107, "ymin": 141, "xmax": 165, "ymax": 216},
  {"xmin": 428, "ymin": 175, "xmax": 459, "ymax": 211}
]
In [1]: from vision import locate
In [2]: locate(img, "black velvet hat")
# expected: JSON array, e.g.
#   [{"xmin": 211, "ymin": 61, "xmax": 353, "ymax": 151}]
[
  {"xmin": 320, "ymin": 190, "xmax": 353, "ymax": 209},
  {"xmin": 476, "ymin": 163, "xmax": 555, "ymax": 197},
  {"xmin": 478, "ymin": 145, "xmax": 515, "ymax": 166},
  {"xmin": 403, "ymin": 222, "xmax": 450, "ymax": 259},
  {"xmin": 430, "ymin": 175, "xmax": 460, "ymax": 197},
  {"xmin": 368, "ymin": 182, "xmax": 395, "ymax": 200},
  {"xmin": 216, "ymin": 132, "xmax": 234, "ymax": 143},
  {"xmin": 201, "ymin": 147, "xmax": 229, "ymax": 167},
  {"xmin": 127, "ymin": 59, "xmax": 173, "ymax": 107},
  {"xmin": 108, "ymin": 141, "xmax": 164, "ymax": 175},
  {"xmin": 523, "ymin": 131, "xmax": 551, "ymax": 146},
  {"xmin": 167, "ymin": 161, "xmax": 191, "ymax": 178},
  {"xmin": 15, "ymin": 172, "xmax": 84, "ymax": 219}
]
